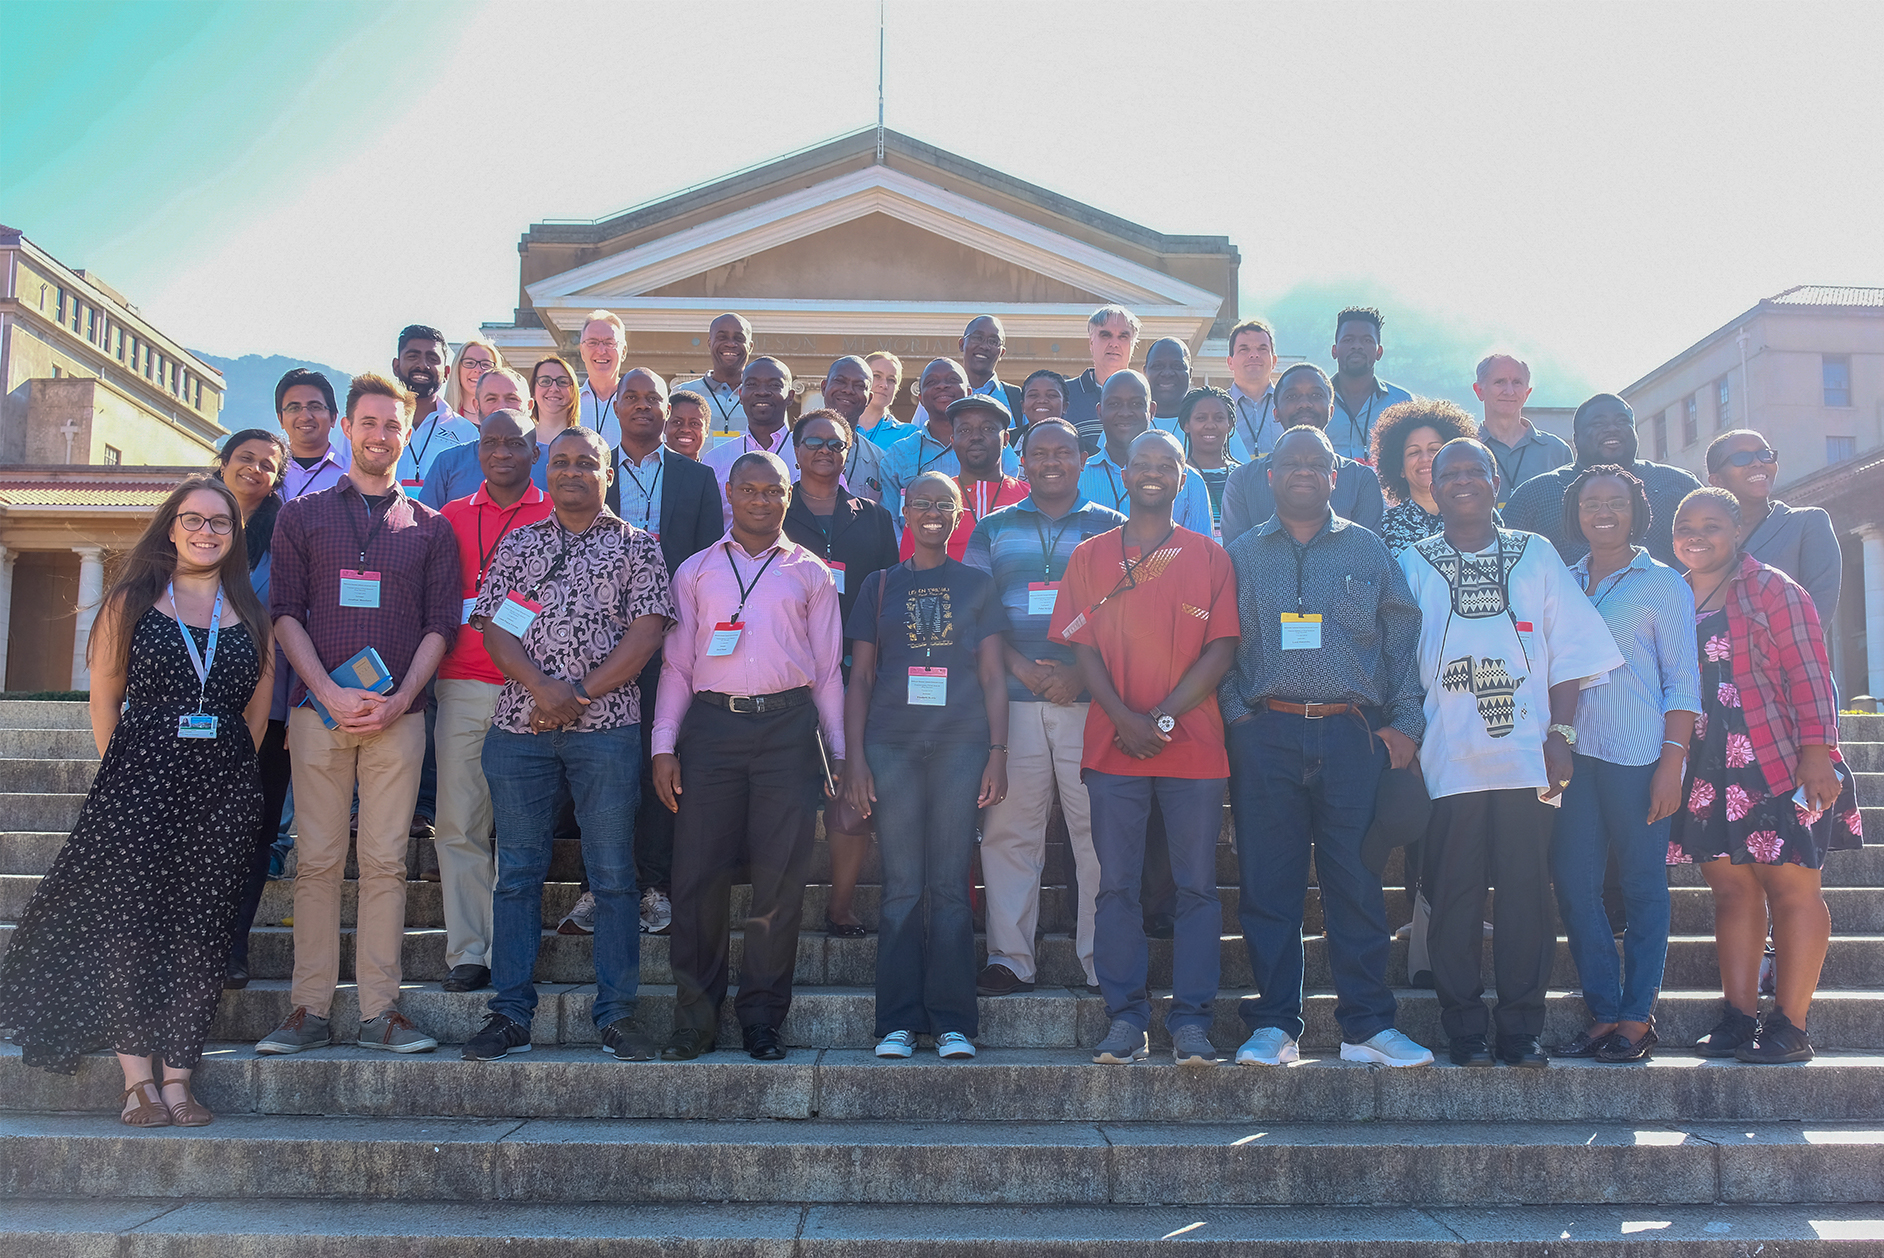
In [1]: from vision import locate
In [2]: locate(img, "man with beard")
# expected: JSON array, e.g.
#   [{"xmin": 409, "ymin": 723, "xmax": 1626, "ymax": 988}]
[
  {"xmin": 673, "ymin": 312, "xmax": 753, "ymax": 449},
  {"xmin": 1502, "ymin": 393, "xmax": 1701, "ymax": 568},
  {"xmin": 897, "ymin": 395, "xmax": 1027, "ymax": 561},
  {"xmin": 704, "ymin": 356, "xmax": 799, "ymax": 528},
  {"xmin": 819, "ymin": 355, "xmax": 889, "ymax": 504},
  {"xmin": 574, "ymin": 310, "xmax": 628, "ymax": 447},
  {"xmin": 1327, "ymin": 308, "xmax": 1413, "ymax": 462},
  {"xmin": 880, "ymin": 358, "xmax": 1022, "ymax": 533},
  {"xmin": 1221, "ymin": 364, "xmax": 1385, "ymax": 544},
  {"xmin": 1144, "ymin": 338, "xmax": 1193, "ymax": 440},
  {"xmin": 1063, "ymin": 305, "xmax": 1141, "ymax": 455},
  {"xmin": 392, "ymin": 324, "xmax": 479, "ymax": 494},
  {"xmin": 277, "ymin": 368, "xmax": 350, "ymax": 499}
]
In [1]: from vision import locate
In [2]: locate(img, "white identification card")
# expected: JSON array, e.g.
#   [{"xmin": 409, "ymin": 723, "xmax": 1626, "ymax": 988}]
[
  {"xmin": 1514, "ymin": 620, "xmax": 1537, "ymax": 660},
  {"xmin": 829, "ymin": 561, "xmax": 846, "ymax": 595},
  {"xmin": 491, "ymin": 592, "xmax": 542, "ymax": 637},
  {"xmin": 908, "ymin": 666, "xmax": 948, "ymax": 706},
  {"xmin": 462, "ymin": 596, "xmax": 478, "ymax": 625},
  {"xmin": 1028, "ymin": 582, "xmax": 1058, "ymax": 616},
  {"xmin": 708, "ymin": 621, "xmax": 743, "ymax": 657},
  {"xmin": 338, "ymin": 569, "xmax": 382, "ymax": 609},
  {"xmin": 1281, "ymin": 613, "xmax": 1323, "ymax": 650},
  {"xmin": 177, "ymin": 713, "xmax": 218, "ymax": 739}
]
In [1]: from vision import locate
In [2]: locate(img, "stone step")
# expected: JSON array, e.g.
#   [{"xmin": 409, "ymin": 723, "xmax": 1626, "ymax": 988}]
[
  {"xmin": 0, "ymin": 699, "xmax": 90, "ymax": 729},
  {"xmin": 0, "ymin": 793, "xmax": 87, "ymax": 832},
  {"xmin": 6, "ymin": 1199, "xmax": 1879, "ymax": 1257},
  {"xmin": 5, "ymin": 1111, "xmax": 1879, "ymax": 1207},
  {"xmin": 0, "ymin": 758, "xmax": 98, "ymax": 793},
  {"xmin": 1843, "ymin": 713, "xmax": 1884, "ymax": 741},
  {"xmin": 9, "ymin": 1045, "xmax": 1884, "ymax": 1125},
  {"xmin": 91, "ymin": 979, "xmax": 1884, "ymax": 1053},
  {"xmin": 0, "ymin": 728, "xmax": 97, "ymax": 759},
  {"xmin": 1844, "ymin": 742, "xmax": 1884, "ymax": 772}
]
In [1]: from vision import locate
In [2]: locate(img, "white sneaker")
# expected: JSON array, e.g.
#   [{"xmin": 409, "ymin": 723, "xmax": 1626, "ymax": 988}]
[
  {"xmin": 1340, "ymin": 1027, "xmax": 1435, "ymax": 1067},
  {"xmin": 1235, "ymin": 1027, "xmax": 1299, "ymax": 1066},
  {"xmin": 875, "ymin": 1030, "xmax": 917, "ymax": 1058},
  {"xmin": 640, "ymin": 887, "xmax": 673, "ymax": 935},
  {"xmin": 556, "ymin": 890, "xmax": 596, "ymax": 936},
  {"xmin": 935, "ymin": 1031, "xmax": 977, "ymax": 1059}
]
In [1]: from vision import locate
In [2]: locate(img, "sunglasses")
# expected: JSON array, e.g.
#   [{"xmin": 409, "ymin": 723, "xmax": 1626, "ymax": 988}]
[
  {"xmin": 1722, "ymin": 448, "xmax": 1777, "ymax": 468},
  {"xmin": 798, "ymin": 436, "xmax": 847, "ymax": 451}
]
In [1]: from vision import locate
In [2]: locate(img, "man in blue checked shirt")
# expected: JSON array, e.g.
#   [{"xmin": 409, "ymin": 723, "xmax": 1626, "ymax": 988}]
[{"xmin": 1076, "ymin": 369, "xmax": 1215, "ymax": 537}]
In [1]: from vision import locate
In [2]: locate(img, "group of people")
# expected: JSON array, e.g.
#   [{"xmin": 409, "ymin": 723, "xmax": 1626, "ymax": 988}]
[{"xmin": 0, "ymin": 303, "xmax": 1862, "ymax": 1132}]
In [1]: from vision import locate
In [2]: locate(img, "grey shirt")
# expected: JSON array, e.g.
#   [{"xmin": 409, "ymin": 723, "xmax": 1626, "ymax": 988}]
[
  {"xmin": 1483, "ymin": 421, "xmax": 1574, "ymax": 508},
  {"xmin": 1502, "ymin": 459, "xmax": 1703, "ymax": 569},
  {"xmin": 1218, "ymin": 513, "xmax": 1426, "ymax": 740},
  {"xmin": 1744, "ymin": 498, "xmax": 1842, "ymax": 625},
  {"xmin": 1221, "ymin": 452, "xmax": 1385, "ymax": 546}
]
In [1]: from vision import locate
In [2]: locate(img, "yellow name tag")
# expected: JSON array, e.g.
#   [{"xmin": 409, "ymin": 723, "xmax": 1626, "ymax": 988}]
[{"xmin": 1281, "ymin": 612, "xmax": 1323, "ymax": 650}]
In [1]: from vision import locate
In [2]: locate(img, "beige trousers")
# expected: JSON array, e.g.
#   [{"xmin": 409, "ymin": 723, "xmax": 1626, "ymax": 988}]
[
  {"xmin": 978, "ymin": 700, "xmax": 1099, "ymax": 985},
  {"xmin": 288, "ymin": 706, "xmax": 425, "ymax": 1019},
  {"xmin": 434, "ymin": 678, "xmax": 501, "ymax": 969}
]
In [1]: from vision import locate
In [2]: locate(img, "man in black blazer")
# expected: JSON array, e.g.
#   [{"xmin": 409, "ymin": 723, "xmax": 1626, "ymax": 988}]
[{"xmin": 606, "ymin": 369, "xmax": 725, "ymax": 934}]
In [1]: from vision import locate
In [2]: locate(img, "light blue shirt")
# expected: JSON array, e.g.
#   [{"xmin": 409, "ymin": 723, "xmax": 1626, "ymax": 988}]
[
  {"xmin": 1328, "ymin": 377, "xmax": 1413, "ymax": 461},
  {"xmin": 1077, "ymin": 449, "xmax": 1216, "ymax": 538},
  {"xmin": 1569, "ymin": 548, "xmax": 1702, "ymax": 766},
  {"xmin": 398, "ymin": 403, "xmax": 478, "ymax": 487},
  {"xmin": 1227, "ymin": 383, "xmax": 1278, "ymax": 463},
  {"xmin": 879, "ymin": 427, "xmax": 1021, "ymax": 532},
  {"xmin": 616, "ymin": 445, "xmax": 666, "ymax": 537},
  {"xmin": 855, "ymin": 414, "xmax": 917, "ymax": 448}
]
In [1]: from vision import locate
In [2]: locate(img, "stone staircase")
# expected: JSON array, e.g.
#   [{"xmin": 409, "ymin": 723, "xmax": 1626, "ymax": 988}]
[{"xmin": 2, "ymin": 697, "xmax": 1880, "ymax": 1253}]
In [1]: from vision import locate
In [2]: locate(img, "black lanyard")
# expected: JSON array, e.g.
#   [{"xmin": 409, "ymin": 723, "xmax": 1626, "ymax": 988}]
[
  {"xmin": 619, "ymin": 453, "xmax": 663, "ymax": 530},
  {"xmin": 348, "ymin": 491, "xmax": 395, "ymax": 568},
  {"xmin": 407, "ymin": 410, "xmax": 445, "ymax": 479},
  {"xmin": 1291, "ymin": 536, "xmax": 1313, "ymax": 614},
  {"xmin": 724, "ymin": 541, "xmax": 781, "ymax": 621},
  {"xmin": 703, "ymin": 380, "xmax": 741, "ymax": 430},
  {"xmin": 1099, "ymin": 460, "xmax": 1126, "ymax": 509},
  {"xmin": 522, "ymin": 522, "xmax": 585, "ymax": 603},
  {"xmin": 916, "ymin": 433, "xmax": 952, "ymax": 474},
  {"xmin": 1030, "ymin": 509, "xmax": 1079, "ymax": 582},
  {"xmin": 1236, "ymin": 391, "xmax": 1274, "ymax": 456},
  {"xmin": 474, "ymin": 495, "xmax": 534, "ymax": 588},
  {"xmin": 1587, "ymin": 558, "xmax": 1638, "ymax": 610},
  {"xmin": 1336, "ymin": 388, "xmax": 1378, "ymax": 454}
]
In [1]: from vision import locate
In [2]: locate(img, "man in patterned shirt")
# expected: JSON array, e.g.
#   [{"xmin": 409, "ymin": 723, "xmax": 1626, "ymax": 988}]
[{"xmin": 460, "ymin": 427, "xmax": 678, "ymax": 1063}]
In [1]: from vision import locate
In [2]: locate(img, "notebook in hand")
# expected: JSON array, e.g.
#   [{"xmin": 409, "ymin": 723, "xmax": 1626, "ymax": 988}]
[{"xmin": 300, "ymin": 647, "xmax": 395, "ymax": 729}]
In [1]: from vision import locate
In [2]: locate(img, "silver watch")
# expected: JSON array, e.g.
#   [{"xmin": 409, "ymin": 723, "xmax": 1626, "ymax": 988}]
[{"xmin": 1150, "ymin": 708, "xmax": 1177, "ymax": 735}]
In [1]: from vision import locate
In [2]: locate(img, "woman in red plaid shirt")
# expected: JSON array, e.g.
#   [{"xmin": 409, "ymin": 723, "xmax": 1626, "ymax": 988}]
[{"xmin": 1669, "ymin": 488, "xmax": 1861, "ymax": 1065}]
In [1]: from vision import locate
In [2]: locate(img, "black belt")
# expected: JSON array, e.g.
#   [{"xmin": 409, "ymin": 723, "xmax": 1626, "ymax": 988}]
[{"xmin": 695, "ymin": 687, "xmax": 811, "ymax": 715}]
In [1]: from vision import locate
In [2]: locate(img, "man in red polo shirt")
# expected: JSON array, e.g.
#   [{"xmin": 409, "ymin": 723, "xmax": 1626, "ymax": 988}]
[
  {"xmin": 433, "ymin": 409, "xmax": 553, "ymax": 992},
  {"xmin": 1050, "ymin": 429, "xmax": 1239, "ymax": 1068},
  {"xmin": 898, "ymin": 395, "xmax": 1027, "ymax": 561}
]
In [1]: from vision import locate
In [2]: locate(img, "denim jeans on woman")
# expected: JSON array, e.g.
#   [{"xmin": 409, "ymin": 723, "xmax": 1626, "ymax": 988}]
[
  {"xmin": 1550, "ymin": 753, "xmax": 1671, "ymax": 1024},
  {"xmin": 482, "ymin": 724, "xmax": 642, "ymax": 1032},
  {"xmin": 866, "ymin": 739, "xmax": 985, "ymax": 1039}
]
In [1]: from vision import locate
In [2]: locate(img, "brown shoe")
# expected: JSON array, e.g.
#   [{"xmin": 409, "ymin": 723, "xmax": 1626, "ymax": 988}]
[
  {"xmin": 120, "ymin": 1080, "xmax": 172, "ymax": 1128},
  {"xmin": 160, "ymin": 1079, "xmax": 214, "ymax": 1126}
]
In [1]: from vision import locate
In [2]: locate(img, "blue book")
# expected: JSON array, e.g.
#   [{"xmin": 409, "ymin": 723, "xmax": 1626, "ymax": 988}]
[{"xmin": 300, "ymin": 647, "xmax": 395, "ymax": 729}]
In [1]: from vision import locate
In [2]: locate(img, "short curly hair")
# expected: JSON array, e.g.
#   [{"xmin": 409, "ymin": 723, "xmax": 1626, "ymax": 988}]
[
  {"xmin": 1561, "ymin": 463, "xmax": 1652, "ymax": 548},
  {"xmin": 1369, "ymin": 398, "xmax": 1478, "ymax": 504}
]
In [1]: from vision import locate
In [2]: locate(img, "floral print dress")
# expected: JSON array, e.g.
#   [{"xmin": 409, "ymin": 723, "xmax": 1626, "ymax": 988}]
[{"xmin": 1670, "ymin": 607, "xmax": 1862, "ymax": 869}]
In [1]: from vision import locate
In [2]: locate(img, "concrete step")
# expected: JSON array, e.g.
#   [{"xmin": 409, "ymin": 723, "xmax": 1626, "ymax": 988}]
[
  {"xmin": 5, "ymin": 1199, "xmax": 1879, "ymax": 1257},
  {"xmin": 0, "ymin": 793, "xmax": 87, "ymax": 832},
  {"xmin": 0, "ymin": 728, "xmax": 97, "ymax": 759},
  {"xmin": 0, "ymin": 700, "xmax": 90, "ymax": 729},
  {"xmin": 5, "ymin": 1111, "xmax": 1879, "ymax": 1206},
  {"xmin": 1842, "ymin": 713, "xmax": 1883, "ymax": 740},
  {"xmin": 1844, "ymin": 742, "xmax": 1884, "ymax": 772},
  {"xmin": 0, "ymin": 759, "xmax": 97, "ymax": 793},
  {"xmin": 9, "ymin": 1044, "xmax": 1884, "ymax": 1125},
  {"xmin": 70, "ymin": 979, "xmax": 1884, "ymax": 1053}
]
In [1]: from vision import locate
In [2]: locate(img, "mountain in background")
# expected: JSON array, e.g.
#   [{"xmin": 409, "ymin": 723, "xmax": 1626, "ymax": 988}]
[
  {"xmin": 1246, "ymin": 284, "xmax": 1597, "ymax": 411},
  {"xmin": 194, "ymin": 352, "xmax": 355, "ymax": 436}
]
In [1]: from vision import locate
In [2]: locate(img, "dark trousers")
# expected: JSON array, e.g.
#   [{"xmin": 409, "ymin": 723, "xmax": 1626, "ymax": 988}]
[
  {"xmin": 1228, "ymin": 710, "xmax": 1396, "ymax": 1043},
  {"xmin": 669, "ymin": 699, "xmax": 820, "ymax": 1035},
  {"xmin": 634, "ymin": 653, "xmax": 674, "ymax": 894},
  {"xmin": 230, "ymin": 718, "xmax": 292, "ymax": 968},
  {"xmin": 1423, "ymin": 788, "xmax": 1557, "ymax": 1041}
]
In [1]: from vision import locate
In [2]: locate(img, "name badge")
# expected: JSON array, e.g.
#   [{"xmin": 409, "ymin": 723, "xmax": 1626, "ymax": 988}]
[
  {"xmin": 339, "ymin": 569, "xmax": 382, "ymax": 608},
  {"xmin": 400, "ymin": 478, "xmax": 423, "ymax": 490},
  {"xmin": 462, "ymin": 596, "xmax": 478, "ymax": 625},
  {"xmin": 828, "ymin": 561, "xmax": 846, "ymax": 595},
  {"xmin": 1027, "ymin": 582, "xmax": 1058, "ymax": 616},
  {"xmin": 1514, "ymin": 620, "xmax": 1537, "ymax": 660},
  {"xmin": 177, "ymin": 713, "xmax": 218, "ymax": 739},
  {"xmin": 908, "ymin": 666, "xmax": 948, "ymax": 706},
  {"xmin": 491, "ymin": 592, "xmax": 542, "ymax": 637},
  {"xmin": 708, "ymin": 621, "xmax": 743, "ymax": 656},
  {"xmin": 1281, "ymin": 612, "xmax": 1322, "ymax": 650}
]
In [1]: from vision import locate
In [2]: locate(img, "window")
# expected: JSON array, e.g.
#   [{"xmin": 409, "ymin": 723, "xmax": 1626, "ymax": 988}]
[
  {"xmin": 114, "ymin": 328, "xmax": 124, "ymax": 360},
  {"xmin": 1652, "ymin": 413, "xmax": 1668, "ymax": 460},
  {"xmin": 193, "ymin": 378, "xmax": 202, "ymax": 407},
  {"xmin": 51, "ymin": 366, "xmax": 62, "ymax": 379},
  {"xmin": 1827, "ymin": 436, "xmax": 1856, "ymax": 464},
  {"xmin": 1717, "ymin": 377, "xmax": 1730, "ymax": 428},
  {"xmin": 102, "ymin": 445, "xmax": 122, "ymax": 466},
  {"xmin": 71, "ymin": 302, "xmax": 82, "ymax": 334},
  {"xmin": 86, "ymin": 308, "xmax": 96, "ymax": 342},
  {"xmin": 1823, "ymin": 355, "xmax": 1851, "ymax": 407},
  {"xmin": 1683, "ymin": 396, "xmax": 1698, "ymax": 447},
  {"xmin": 55, "ymin": 288, "xmax": 66, "ymax": 324}
]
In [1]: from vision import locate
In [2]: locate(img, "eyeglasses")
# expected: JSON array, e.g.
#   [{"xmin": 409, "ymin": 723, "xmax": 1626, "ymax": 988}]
[
  {"xmin": 579, "ymin": 338, "xmax": 619, "ymax": 351},
  {"xmin": 1722, "ymin": 448, "xmax": 1777, "ymax": 468},
  {"xmin": 535, "ymin": 376, "xmax": 574, "ymax": 390},
  {"xmin": 177, "ymin": 512, "xmax": 235, "ymax": 535},
  {"xmin": 905, "ymin": 499, "xmax": 960, "ymax": 515},
  {"xmin": 797, "ymin": 436, "xmax": 847, "ymax": 451},
  {"xmin": 458, "ymin": 359, "xmax": 496, "ymax": 374},
  {"xmin": 280, "ymin": 402, "xmax": 331, "ymax": 418},
  {"xmin": 1578, "ymin": 498, "xmax": 1633, "ymax": 513}
]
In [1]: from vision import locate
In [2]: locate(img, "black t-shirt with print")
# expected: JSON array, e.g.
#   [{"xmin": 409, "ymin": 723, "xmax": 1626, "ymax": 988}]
[{"xmin": 846, "ymin": 558, "xmax": 1010, "ymax": 746}]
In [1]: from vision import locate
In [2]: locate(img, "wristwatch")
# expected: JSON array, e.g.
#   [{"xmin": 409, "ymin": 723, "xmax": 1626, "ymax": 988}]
[
  {"xmin": 1149, "ymin": 707, "xmax": 1177, "ymax": 735},
  {"xmin": 1548, "ymin": 723, "xmax": 1577, "ymax": 746}
]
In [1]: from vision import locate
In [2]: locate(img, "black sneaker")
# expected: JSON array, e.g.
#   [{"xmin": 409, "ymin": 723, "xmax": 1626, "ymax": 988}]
[
  {"xmin": 1496, "ymin": 1035, "xmax": 1549, "ymax": 1069},
  {"xmin": 975, "ymin": 964, "xmax": 1034, "ymax": 996},
  {"xmin": 462, "ymin": 1012, "xmax": 532, "ymax": 1061},
  {"xmin": 1694, "ymin": 1004, "xmax": 1759, "ymax": 1058},
  {"xmin": 602, "ymin": 1016, "xmax": 659, "ymax": 1061},
  {"xmin": 1448, "ymin": 1034, "xmax": 1495, "ymax": 1067},
  {"xmin": 1735, "ymin": 1011, "xmax": 1814, "ymax": 1064}
]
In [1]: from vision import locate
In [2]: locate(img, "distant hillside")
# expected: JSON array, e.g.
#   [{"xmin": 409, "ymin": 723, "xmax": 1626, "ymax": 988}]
[{"xmin": 194, "ymin": 352, "xmax": 355, "ymax": 436}]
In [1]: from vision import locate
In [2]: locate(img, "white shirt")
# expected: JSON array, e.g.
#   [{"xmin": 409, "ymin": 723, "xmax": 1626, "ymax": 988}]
[
  {"xmin": 578, "ymin": 377, "xmax": 622, "ymax": 449},
  {"xmin": 1399, "ymin": 528, "xmax": 1623, "ymax": 799},
  {"xmin": 281, "ymin": 444, "xmax": 350, "ymax": 500}
]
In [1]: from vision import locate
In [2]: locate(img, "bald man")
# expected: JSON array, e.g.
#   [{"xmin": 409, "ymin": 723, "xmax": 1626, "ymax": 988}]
[
  {"xmin": 1076, "ymin": 370, "xmax": 1215, "ymax": 535},
  {"xmin": 671, "ymin": 312, "xmax": 753, "ymax": 445}
]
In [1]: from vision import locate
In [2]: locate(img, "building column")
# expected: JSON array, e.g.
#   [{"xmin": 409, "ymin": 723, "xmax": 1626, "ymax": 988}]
[
  {"xmin": 1862, "ymin": 525, "xmax": 1884, "ymax": 701},
  {"xmin": 0, "ymin": 546, "xmax": 15, "ymax": 688},
  {"xmin": 70, "ymin": 546, "xmax": 105, "ymax": 691}
]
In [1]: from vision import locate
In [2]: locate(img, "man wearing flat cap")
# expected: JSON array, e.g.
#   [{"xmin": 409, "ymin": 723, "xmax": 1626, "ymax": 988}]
[{"xmin": 896, "ymin": 394, "xmax": 1028, "ymax": 561}]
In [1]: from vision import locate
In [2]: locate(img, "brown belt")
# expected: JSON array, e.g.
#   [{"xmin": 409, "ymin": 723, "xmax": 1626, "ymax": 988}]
[
  {"xmin": 696, "ymin": 687, "xmax": 811, "ymax": 715},
  {"xmin": 1264, "ymin": 698, "xmax": 1361, "ymax": 719}
]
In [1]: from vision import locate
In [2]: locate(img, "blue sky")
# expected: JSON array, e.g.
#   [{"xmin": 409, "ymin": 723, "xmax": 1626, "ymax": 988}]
[{"xmin": 5, "ymin": 0, "xmax": 1880, "ymax": 405}]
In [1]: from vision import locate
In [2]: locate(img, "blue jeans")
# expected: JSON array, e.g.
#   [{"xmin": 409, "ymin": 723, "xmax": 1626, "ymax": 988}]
[
  {"xmin": 1227, "ymin": 710, "xmax": 1397, "ymax": 1043},
  {"xmin": 866, "ymin": 740, "xmax": 985, "ymax": 1038},
  {"xmin": 482, "ymin": 724, "xmax": 641, "ymax": 1030},
  {"xmin": 1084, "ymin": 770, "xmax": 1226, "ymax": 1033},
  {"xmin": 1551, "ymin": 754, "xmax": 1671, "ymax": 1024}
]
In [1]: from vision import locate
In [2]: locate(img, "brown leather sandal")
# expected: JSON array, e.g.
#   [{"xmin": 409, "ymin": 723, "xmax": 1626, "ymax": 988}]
[
  {"xmin": 160, "ymin": 1080, "xmax": 214, "ymax": 1127},
  {"xmin": 120, "ymin": 1080, "xmax": 173, "ymax": 1128}
]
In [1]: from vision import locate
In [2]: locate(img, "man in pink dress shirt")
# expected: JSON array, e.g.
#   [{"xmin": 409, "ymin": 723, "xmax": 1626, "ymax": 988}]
[{"xmin": 651, "ymin": 450, "xmax": 845, "ymax": 1061}]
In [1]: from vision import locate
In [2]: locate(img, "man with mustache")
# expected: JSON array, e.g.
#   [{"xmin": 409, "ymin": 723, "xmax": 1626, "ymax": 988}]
[
  {"xmin": 392, "ymin": 324, "xmax": 478, "ymax": 495},
  {"xmin": 1327, "ymin": 307, "xmax": 1413, "ymax": 462},
  {"xmin": 1221, "ymin": 364, "xmax": 1385, "ymax": 545},
  {"xmin": 276, "ymin": 368, "xmax": 350, "ymax": 499}
]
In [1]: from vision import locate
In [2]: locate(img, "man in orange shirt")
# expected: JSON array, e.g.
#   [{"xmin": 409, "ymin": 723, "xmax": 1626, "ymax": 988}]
[
  {"xmin": 1050, "ymin": 430, "xmax": 1240, "ymax": 1067},
  {"xmin": 898, "ymin": 395, "xmax": 1027, "ymax": 561}
]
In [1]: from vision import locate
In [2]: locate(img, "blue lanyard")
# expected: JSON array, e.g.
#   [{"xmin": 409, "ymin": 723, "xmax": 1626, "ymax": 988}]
[{"xmin": 168, "ymin": 582, "xmax": 223, "ymax": 713}]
